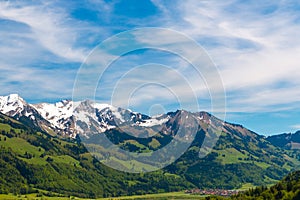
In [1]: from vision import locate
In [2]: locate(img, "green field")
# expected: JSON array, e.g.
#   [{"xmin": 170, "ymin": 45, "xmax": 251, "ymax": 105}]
[
  {"xmin": 98, "ymin": 192, "xmax": 206, "ymax": 200},
  {"xmin": 0, "ymin": 135, "xmax": 80, "ymax": 166},
  {"xmin": 0, "ymin": 194, "xmax": 71, "ymax": 200},
  {"xmin": 215, "ymin": 148, "xmax": 247, "ymax": 164},
  {"xmin": 0, "ymin": 192, "xmax": 206, "ymax": 200},
  {"xmin": 0, "ymin": 137, "xmax": 43, "ymax": 156}
]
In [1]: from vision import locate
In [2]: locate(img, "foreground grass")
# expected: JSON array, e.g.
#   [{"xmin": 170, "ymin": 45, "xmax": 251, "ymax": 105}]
[
  {"xmin": 98, "ymin": 192, "xmax": 206, "ymax": 200},
  {"xmin": 0, "ymin": 192, "xmax": 206, "ymax": 200},
  {"xmin": 0, "ymin": 194, "xmax": 71, "ymax": 200}
]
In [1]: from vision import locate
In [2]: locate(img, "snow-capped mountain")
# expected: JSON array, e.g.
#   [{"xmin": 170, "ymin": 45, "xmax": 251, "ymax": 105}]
[
  {"xmin": 32, "ymin": 100, "xmax": 73, "ymax": 129},
  {"xmin": 73, "ymin": 100, "xmax": 171, "ymax": 137},
  {"xmin": 0, "ymin": 94, "xmax": 55, "ymax": 132},
  {"xmin": 0, "ymin": 94, "xmax": 173, "ymax": 137},
  {"xmin": 0, "ymin": 94, "xmax": 27, "ymax": 117}
]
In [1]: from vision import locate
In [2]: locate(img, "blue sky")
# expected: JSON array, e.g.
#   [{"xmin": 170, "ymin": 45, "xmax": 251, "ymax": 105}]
[{"xmin": 1, "ymin": 0, "xmax": 300, "ymax": 135}]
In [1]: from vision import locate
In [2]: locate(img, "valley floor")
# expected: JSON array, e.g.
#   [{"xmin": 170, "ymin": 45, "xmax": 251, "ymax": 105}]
[{"xmin": 0, "ymin": 192, "xmax": 207, "ymax": 200}]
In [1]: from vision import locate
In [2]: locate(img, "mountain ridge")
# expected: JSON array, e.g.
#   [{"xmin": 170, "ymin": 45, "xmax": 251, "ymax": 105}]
[
  {"xmin": 267, "ymin": 130, "xmax": 300, "ymax": 150},
  {"xmin": 0, "ymin": 94, "xmax": 217, "ymax": 138}
]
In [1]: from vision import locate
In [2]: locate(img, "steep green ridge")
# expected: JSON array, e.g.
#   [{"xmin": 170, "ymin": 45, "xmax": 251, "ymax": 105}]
[
  {"xmin": 165, "ymin": 122, "xmax": 299, "ymax": 189},
  {"xmin": 221, "ymin": 170, "xmax": 300, "ymax": 200},
  {"xmin": 189, "ymin": 172, "xmax": 300, "ymax": 199},
  {"xmin": 1, "ymin": 112, "xmax": 300, "ymax": 198}
]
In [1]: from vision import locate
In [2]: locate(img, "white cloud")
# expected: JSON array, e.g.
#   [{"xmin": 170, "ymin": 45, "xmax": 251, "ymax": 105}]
[
  {"xmin": 0, "ymin": 63, "xmax": 76, "ymax": 100},
  {"xmin": 0, "ymin": 0, "xmax": 107, "ymax": 101},
  {"xmin": 291, "ymin": 124, "xmax": 300, "ymax": 130},
  {"xmin": 154, "ymin": 0, "xmax": 300, "ymax": 112},
  {"xmin": 0, "ymin": 1, "xmax": 87, "ymax": 62}
]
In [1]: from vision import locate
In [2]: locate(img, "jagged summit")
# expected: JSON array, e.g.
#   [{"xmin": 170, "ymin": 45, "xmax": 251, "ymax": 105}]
[{"xmin": 0, "ymin": 94, "xmax": 26, "ymax": 116}]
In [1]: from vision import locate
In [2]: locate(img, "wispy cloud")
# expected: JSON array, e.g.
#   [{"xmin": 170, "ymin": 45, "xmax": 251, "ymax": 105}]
[
  {"xmin": 0, "ymin": 0, "xmax": 108, "ymax": 101},
  {"xmin": 291, "ymin": 124, "xmax": 300, "ymax": 130},
  {"xmin": 0, "ymin": 63, "xmax": 77, "ymax": 101},
  {"xmin": 290, "ymin": 124, "xmax": 300, "ymax": 130},
  {"xmin": 151, "ymin": 0, "xmax": 300, "ymax": 112},
  {"xmin": 0, "ymin": 1, "xmax": 88, "ymax": 62}
]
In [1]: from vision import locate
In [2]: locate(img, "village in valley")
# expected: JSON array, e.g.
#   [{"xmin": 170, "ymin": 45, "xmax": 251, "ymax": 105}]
[{"xmin": 185, "ymin": 188, "xmax": 240, "ymax": 196}]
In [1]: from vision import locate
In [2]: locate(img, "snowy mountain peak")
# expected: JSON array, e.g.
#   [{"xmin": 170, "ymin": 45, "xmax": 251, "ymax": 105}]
[
  {"xmin": 7, "ymin": 93, "xmax": 23, "ymax": 102},
  {"xmin": 0, "ymin": 93, "xmax": 25, "ymax": 104},
  {"xmin": 32, "ymin": 100, "xmax": 74, "ymax": 130},
  {"xmin": 0, "ymin": 94, "xmax": 27, "ymax": 116},
  {"xmin": 93, "ymin": 102, "xmax": 112, "ymax": 111}
]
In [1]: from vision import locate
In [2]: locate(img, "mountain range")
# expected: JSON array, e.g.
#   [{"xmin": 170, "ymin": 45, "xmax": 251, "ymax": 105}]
[
  {"xmin": 0, "ymin": 94, "xmax": 178, "ymax": 137},
  {"xmin": 1, "ymin": 94, "xmax": 300, "ymax": 198}
]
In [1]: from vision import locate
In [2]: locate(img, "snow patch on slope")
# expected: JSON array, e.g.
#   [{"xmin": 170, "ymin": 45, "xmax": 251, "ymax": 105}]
[
  {"xmin": 137, "ymin": 116, "xmax": 170, "ymax": 127},
  {"xmin": 32, "ymin": 100, "xmax": 73, "ymax": 129},
  {"xmin": 94, "ymin": 103, "xmax": 125, "ymax": 123}
]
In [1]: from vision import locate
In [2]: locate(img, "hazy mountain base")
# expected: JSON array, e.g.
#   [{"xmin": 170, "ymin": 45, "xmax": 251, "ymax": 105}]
[
  {"xmin": 267, "ymin": 130, "xmax": 300, "ymax": 150},
  {"xmin": 1, "ymin": 112, "xmax": 300, "ymax": 198}
]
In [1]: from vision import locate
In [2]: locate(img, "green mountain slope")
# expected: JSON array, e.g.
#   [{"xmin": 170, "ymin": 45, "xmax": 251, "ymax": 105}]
[
  {"xmin": 96, "ymin": 114, "xmax": 300, "ymax": 189},
  {"xmin": 0, "ymin": 113, "xmax": 193, "ymax": 198},
  {"xmin": 165, "ymin": 121, "xmax": 300, "ymax": 189}
]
